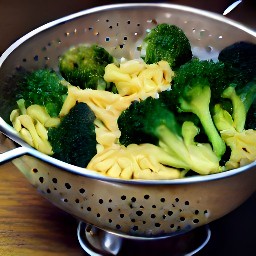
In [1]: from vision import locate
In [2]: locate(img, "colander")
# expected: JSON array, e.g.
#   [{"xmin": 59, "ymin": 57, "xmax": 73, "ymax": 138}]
[{"xmin": 1, "ymin": 3, "xmax": 256, "ymax": 255}]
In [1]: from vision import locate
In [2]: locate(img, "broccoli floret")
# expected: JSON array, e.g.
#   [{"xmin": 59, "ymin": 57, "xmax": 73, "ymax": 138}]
[
  {"xmin": 213, "ymin": 80, "xmax": 256, "ymax": 132},
  {"xmin": 159, "ymin": 89, "xmax": 202, "ymax": 129},
  {"xmin": 218, "ymin": 41, "xmax": 256, "ymax": 87},
  {"xmin": 118, "ymin": 97, "xmax": 182, "ymax": 146},
  {"xmin": 178, "ymin": 78, "xmax": 226, "ymax": 159},
  {"xmin": 181, "ymin": 121, "xmax": 221, "ymax": 174},
  {"xmin": 16, "ymin": 69, "xmax": 68, "ymax": 117},
  {"xmin": 237, "ymin": 80, "xmax": 256, "ymax": 114},
  {"xmin": 118, "ymin": 97, "xmax": 221, "ymax": 175},
  {"xmin": 172, "ymin": 58, "xmax": 236, "ymax": 103},
  {"xmin": 59, "ymin": 44, "xmax": 115, "ymax": 91},
  {"xmin": 167, "ymin": 59, "xmax": 236, "ymax": 159},
  {"xmin": 213, "ymin": 86, "xmax": 256, "ymax": 170},
  {"xmin": 48, "ymin": 102, "xmax": 97, "ymax": 167},
  {"xmin": 141, "ymin": 23, "xmax": 192, "ymax": 69},
  {"xmin": 212, "ymin": 79, "xmax": 256, "ymax": 131}
]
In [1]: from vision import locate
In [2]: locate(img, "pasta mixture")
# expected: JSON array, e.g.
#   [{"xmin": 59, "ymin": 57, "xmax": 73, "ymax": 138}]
[
  {"xmin": 10, "ymin": 59, "xmax": 176, "ymax": 179},
  {"xmin": 9, "ymin": 23, "xmax": 256, "ymax": 180}
]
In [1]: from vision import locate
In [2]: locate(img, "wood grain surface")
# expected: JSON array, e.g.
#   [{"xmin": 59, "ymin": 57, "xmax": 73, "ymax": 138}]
[{"xmin": 0, "ymin": 162, "xmax": 85, "ymax": 256}]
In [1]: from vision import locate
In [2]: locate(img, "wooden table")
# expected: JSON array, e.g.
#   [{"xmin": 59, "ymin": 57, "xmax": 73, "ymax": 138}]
[
  {"xmin": 0, "ymin": 162, "xmax": 85, "ymax": 256},
  {"xmin": 1, "ymin": 1, "xmax": 256, "ymax": 255}
]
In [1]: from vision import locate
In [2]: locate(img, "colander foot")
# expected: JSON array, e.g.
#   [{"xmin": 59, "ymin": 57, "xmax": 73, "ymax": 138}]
[
  {"xmin": 77, "ymin": 222, "xmax": 122, "ymax": 255},
  {"xmin": 77, "ymin": 221, "xmax": 211, "ymax": 256}
]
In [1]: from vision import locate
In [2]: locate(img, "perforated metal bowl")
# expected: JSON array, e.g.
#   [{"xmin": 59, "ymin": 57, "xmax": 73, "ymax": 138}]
[{"xmin": 1, "ymin": 3, "xmax": 256, "ymax": 238}]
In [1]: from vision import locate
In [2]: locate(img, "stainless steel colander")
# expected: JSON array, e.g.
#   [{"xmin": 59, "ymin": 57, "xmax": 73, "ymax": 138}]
[{"xmin": 1, "ymin": 3, "xmax": 256, "ymax": 240}]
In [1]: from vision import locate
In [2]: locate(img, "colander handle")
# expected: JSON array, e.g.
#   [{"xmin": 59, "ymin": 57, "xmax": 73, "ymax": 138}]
[
  {"xmin": 0, "ymin": 117, "xmax": 34, "ymax": 164},
  {"xmin": 0, "ymin": 129, "xmax": 31, "ymax": 164},
  {"xmin": 0, "ymin": 146, "xmax": 29, "ymax": 164}
]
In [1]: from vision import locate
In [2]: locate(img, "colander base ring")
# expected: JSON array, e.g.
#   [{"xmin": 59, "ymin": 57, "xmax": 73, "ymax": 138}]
[{"xmin": 77, "ymin": 221, "xmax": 211, "ymax": 256}]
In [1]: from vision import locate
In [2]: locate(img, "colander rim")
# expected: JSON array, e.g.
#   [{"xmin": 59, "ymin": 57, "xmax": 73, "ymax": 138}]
[{"xmin": 1, "ymin": 3, "xmax": 256, "ymax": 185}]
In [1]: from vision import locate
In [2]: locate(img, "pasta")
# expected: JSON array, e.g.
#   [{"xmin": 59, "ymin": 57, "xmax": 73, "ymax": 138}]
[
  {"xmin": 10, "ymin": 104, "xmax": 60, "ymax": 155},
  {"xmin": 87, "ymin": 144, "xmax": 181, "ymax": 179},
  {"xmin": 10, "ymin": 57, "xmax": 176, "ymax": 179},
  {"xmin": 59, "ymin": 85, "xmax": 137, "ymax": 149},
  {"xmin": 104, "ymin": 59, "xmax": 174, "ymax": 98}
]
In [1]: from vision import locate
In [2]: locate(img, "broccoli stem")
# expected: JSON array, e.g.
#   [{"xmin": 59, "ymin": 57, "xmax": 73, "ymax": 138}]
[
  {"xmin": 237, "ymin": 80, "xmax": 256, "ymax": 113},
  {"xmin": 213, "ymin": 104, "xmax": 235, "ymax": 132},
  {"xmin": 156, "ymin": 125, "xmax": 191, "ymax": 169},
  {"xmin": 179, "ymin": 85, "xmax": 226, "ymax": 159},
  {"xmin": 157, "ymin": 123, "xmax": 221, "ymax": 174},
  {"xmin": 182, "ymin": 121, "xmax": 199, "ymax": 147},
  {"xmin": 16, "ymin": 98, "xmax": 27, "ymax": 115},
  {"xmin": 193, "ymin": 106, "xmax": 225, "ymax": 159},
  {"xmin": 222, "ymin": 86, "xmax": 246, "ymax": 133}
]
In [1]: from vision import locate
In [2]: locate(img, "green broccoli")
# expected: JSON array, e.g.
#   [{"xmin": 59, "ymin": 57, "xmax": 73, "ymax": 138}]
[
  {"xmin": 218, "ymin": 41, "xmax": 256, "ymax": 87},
  {"xmin": 158, "ymin": 89, "xmax": 201, "ymax": 129},
  {"xmin": 118, "ymin": 97, "xmax": 182, "ymax": 147},
  {"xmin": 164, "ymin": 58, "xmax": 239, "ymax": 159},
  {"xmin": 213, "ymin": 79, "xmax": 256, "ymax": 132},
  {"xmin": 118, "ymin": 97, "xmax": 221, "ymax": 175},
  {"xmin": 16, "ymin": 69, "xmax": 68, "ymax": 117},
  {"xmin": 237, "ymin": 80, "xmax": 256, "ymax": 115},
  {"xmin": 213, "ymin": 79, "xmax": 256, "ymax": 131},
  {"xmin": 59, "ymin": 44, "xmax": 115, "ymax": 91},
  {"xmin": 48, "ymin": 102, "xmax": 97, "ymax": 167},
  {"xmin": 213, "ymin": 85, "xmax": 256, "ymax": 170},
  {"xmin": 221, "ymin": 86, "xmax": 247, "ymax": 133},
  {"xmin": 217, "ymin": 41, "xmax": 256, "ymax": 124},
  {"xmin": 172, "ymin": 58, "xmax": 236, "ymax": 103},
  {"xmin": 141, "ymin": 23, "xmax": 192, "ymax": 69}
]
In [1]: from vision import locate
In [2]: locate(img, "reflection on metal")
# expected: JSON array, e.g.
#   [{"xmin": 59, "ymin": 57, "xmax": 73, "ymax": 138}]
[
  {"xmin": 77, "ymin": 221, "xmax": 211, "ymax": 256},
  {"xmin": 223, "ymin": 0, "xmax": 243, "ymax": 16}
]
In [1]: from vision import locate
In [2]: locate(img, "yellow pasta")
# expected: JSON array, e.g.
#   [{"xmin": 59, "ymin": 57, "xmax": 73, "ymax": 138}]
[
  {"xmin": 60, "ymin": 85, "xmax": 137, "ymax": 149},
  {"xmin": 87, "ymin": 143, "xmax": 181, "ymax": 180},
  {"xmin": 16, "ymin": 115, "xmax": 53, "ymax": 154},
  {"xmin": 104, "ymin": 59, "xmax": 174, "ymax": 98},
  {"xmin": 26, "ymin": 105, "xmax": 60, "ymax": 128},
  {"xmin": 10, "ymin": 105, "xmax": 59, "ymax": 155}
]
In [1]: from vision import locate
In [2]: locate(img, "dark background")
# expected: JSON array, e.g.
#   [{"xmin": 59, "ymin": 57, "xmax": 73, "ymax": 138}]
[
  {"xmin": 0, "ymin": 0, "xmax": 256, "ymax": 54},
  {"xmin": 1, "ymin": 1, "xmax": 256, "ymax": 255}
]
